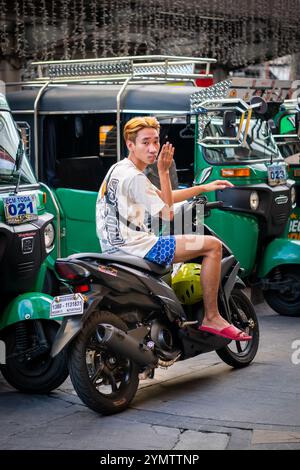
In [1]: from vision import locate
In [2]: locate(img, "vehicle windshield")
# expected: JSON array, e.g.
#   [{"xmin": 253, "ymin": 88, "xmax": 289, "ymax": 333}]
[
  {"xmin": 0, "ymin": 111, "xmax": 36, "ymax": 185},
  {"xmin": 202, "ymin": 116, "xmax": 282, "ymax": 164}
]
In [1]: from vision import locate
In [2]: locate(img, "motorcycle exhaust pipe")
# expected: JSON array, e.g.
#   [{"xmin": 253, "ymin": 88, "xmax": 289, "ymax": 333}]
[{"xmin": 96, "ymin": 324, "xmax": 158, "ymax": 368}]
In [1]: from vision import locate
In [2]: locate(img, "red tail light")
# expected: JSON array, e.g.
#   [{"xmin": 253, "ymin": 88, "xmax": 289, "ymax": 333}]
[
  {"xmin": 55, "ymin": 261, "xmax": 90, "ymax": 282},
  {"xmin": 74, "ymin": 284, "xmax": 90, "ymax": 293}
]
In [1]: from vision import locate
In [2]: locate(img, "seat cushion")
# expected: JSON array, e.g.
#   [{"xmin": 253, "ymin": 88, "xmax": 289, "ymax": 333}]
[{"xmin": 67, "ymin": 252, "xmax": 169, "ymax": 275}]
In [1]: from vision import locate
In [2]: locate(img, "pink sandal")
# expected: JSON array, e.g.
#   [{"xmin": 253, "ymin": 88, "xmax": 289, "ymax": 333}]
[{"xmin": 198, "ymin": 324, "xmax": 252, "ymax": 341}]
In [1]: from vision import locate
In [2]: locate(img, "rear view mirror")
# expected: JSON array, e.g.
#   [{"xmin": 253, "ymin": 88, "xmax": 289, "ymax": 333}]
[
  {"xmin": 250, "ymin": 96, "xmax": 268, "ymax": 115},
  {"xmin": 295, "ymin": 111, "xmax": 300, "ymax": 136},
  {"xmin": 223, "ymin": 111, "xmax": 237, "ymax": 138}
]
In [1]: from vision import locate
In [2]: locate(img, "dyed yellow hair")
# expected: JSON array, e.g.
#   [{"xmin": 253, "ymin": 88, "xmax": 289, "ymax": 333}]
[{"xmin": 123, "ymin": 116, "xmax": 160, "ymax": 143}]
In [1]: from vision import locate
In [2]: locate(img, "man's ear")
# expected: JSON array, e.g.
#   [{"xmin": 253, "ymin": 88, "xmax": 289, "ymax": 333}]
[{"xmin": 126, "ymin": 139, "xmax": 135, "ymax": 152}]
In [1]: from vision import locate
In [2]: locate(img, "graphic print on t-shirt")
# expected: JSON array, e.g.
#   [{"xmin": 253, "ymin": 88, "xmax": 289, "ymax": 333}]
[{"xmin": 104, "ymin": 177, "xmax": 125, "ymax": 246}]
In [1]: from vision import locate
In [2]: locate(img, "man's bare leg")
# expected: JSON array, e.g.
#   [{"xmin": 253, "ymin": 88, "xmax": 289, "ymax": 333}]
[{"xmin": 173, "ymin": 235, "xmax": 231, "ymax": 330}]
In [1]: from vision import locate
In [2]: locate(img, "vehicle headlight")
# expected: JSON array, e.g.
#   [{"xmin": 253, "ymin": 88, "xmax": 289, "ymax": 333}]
[
  {"xmin": 250, "ymin": 191, "xmax": 259, "ymax": 211},
  {"xmin": 44, "ymin": 223, "xmax": 55, "ymax": 250},
  {"xmin": 291, "ymin": 186, "xmax": 296, "ymax": 205}
]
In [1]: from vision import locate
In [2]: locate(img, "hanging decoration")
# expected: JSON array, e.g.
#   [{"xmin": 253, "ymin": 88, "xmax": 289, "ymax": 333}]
[
  {"xmin": 40, "ymin": 0, "xmax": 49, "ymax": 61},
  {"xmin": 61, "ymin": 0, "xmax": 70, "ymax": 60},
  {"xmin": 0, "ymin": 0, "xmax": 299, "ymax": 71},
  {"xmin": 49, "ymin": 0, "xmax": 57, "ymax": 61},
  {"xmin": 90, "ymin": 0, "xmax": 99, "ymax": 58},
  {"xmin": 0, "ymin": 0, "xmax": 9, "ymax": 56}
]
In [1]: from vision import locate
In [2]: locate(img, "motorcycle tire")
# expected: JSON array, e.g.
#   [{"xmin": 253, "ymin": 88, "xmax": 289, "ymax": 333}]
[
  {"xmin": 216, "ymin": 289, "xmax": 259, "ymax": 368},
  {"xmin": 68, "ymin": 310, "xmax": 140, "ymax": 415},
  {"xmin": 263, "ymin": 267, "xmax": 300, "ymax": 317},
  {"xmin": 0, "ymin": 320, "xmax": 69, "ymax": 393}
]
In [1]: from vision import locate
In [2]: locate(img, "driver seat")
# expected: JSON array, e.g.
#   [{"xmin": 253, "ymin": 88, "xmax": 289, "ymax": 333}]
[{"xmin": 68, "ymin": 252, "xmax": 170, "ymax": 276}]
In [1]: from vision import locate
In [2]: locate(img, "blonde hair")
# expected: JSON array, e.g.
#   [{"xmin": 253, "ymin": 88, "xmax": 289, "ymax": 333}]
[{"xmin": 123, "ymin": 116, "xmax": 160, "ymax": 143}]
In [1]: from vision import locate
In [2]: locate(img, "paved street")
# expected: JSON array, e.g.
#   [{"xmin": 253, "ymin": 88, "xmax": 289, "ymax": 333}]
[{"xmin": 1, "ymin": 297, "xmax": 300, "ymax": 451}]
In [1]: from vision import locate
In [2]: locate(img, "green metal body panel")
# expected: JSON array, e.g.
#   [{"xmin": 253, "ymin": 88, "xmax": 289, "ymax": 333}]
[
  {"xmin": 281, "ymin": 205, "xmax": 300, "ymax": 241},
  {"xmin": 55, "ymin": 188, "xmax": 99, "ymax": 255},
  {"xmin": 275, "ymin": 110, "xmax": 300, "ymax": 241},
  {"xmin": 258, "ymin": 237, "xmax": 300, "ymax": 278},
  {"xmin": 204, "ymin": 209, "xmax": 259, "ymax": 276},
  {"xmin": 43, "ymin": 187, "xmax": 100, "ymax": 264},
  {"xmin": 0, "ymin": 292, "xmax": 60, "ymax": 330}
]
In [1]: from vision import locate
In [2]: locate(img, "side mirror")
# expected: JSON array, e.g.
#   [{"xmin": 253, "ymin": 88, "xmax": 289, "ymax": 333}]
[
  {"xmin": 15, "ymin": 128, "xmax": 24, "ymax": 171},
  {"xmin": 223, "ymin": 111, "xmax": 237, "ymax": 138},
  {"xmin": 198, "ymin": 166, "xmax": 213, "ymax": 184},
  {"xmin": 250, "ymin": 96, "xmax": 268, "ymax": 115}
]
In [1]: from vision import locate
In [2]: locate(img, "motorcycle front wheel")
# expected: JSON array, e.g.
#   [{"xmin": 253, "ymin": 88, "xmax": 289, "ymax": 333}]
[
  {"xmin": 0, "ymin": 320, "xmax": 69, "ymax": 393},
  {"xmin": 68, "ymin": 310, "xmax": 140, "ymax": 415},
  {"xmin": 216, "ymin": 289, "xmax": 259, "ymax": 368}
]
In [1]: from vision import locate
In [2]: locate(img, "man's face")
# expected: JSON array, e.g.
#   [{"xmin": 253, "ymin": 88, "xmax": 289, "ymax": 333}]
[{"xmin": 127, "ymin": 128, "xmax": 160, "ymax": 168}]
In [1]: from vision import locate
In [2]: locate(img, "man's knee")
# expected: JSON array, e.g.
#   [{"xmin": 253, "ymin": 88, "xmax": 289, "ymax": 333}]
[{"xmin": 208, "ymin": 237, "xmax": 222, "ymax": 258}]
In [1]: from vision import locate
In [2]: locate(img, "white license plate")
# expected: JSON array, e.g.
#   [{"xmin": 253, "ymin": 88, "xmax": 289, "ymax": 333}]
[
  {"xmin": 267, "ymin": 162, "xmax": 287, "ymax": 186},
  {"xmin": 50, "ymin": 294, "xmax": 84, "ymax": 318},
  {"xmin": 4, "ymin": 194, "xmax": 38, "ymax": 225}
]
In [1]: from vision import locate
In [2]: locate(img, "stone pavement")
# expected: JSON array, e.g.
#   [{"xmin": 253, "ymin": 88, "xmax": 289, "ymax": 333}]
[{"xmin": 0, "ymin": 299, "xmax": 300, "ymax": 450}]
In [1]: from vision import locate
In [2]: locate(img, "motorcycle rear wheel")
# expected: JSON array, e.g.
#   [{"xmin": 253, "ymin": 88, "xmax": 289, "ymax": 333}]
[
  {"xmin": 0, "ymin": 320, "xmax": 68, "ymax": 393},
  {"xmin": 68, "ymin": 310, "xmax": 140, "ymax": 415},
  {"xmin": 216, "ymin": 289, "xmax": 259, "ymax": 368}
]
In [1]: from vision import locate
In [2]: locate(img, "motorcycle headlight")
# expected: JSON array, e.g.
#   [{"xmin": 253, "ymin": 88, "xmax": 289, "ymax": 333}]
[
  {"xmin": 44, "ymin": 223, "xmax": 55, "ymax": 251},
  {"xmin": 250, "ymin": 191, "xmax": 259, "ymax": 211},
  {"xmin": 291, "ymin": 186, "xmax": 296, "ymax": 205}
]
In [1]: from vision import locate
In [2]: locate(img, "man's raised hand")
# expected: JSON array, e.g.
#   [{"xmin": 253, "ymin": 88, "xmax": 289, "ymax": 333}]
[{"xmin": 157, "ymin": 142, "xmax": 174, "ymax": 174}]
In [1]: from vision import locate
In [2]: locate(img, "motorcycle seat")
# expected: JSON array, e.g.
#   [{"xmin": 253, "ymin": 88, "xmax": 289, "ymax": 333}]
[{"xmin": 67, "ymin": 252, "xmax": 170, "ymax": 276}]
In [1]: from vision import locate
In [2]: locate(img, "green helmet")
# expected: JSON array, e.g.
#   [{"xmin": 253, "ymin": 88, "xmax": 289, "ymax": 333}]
[{"xmin": 172, "ymin": 263, "xmax": 203, "ymax": 305}]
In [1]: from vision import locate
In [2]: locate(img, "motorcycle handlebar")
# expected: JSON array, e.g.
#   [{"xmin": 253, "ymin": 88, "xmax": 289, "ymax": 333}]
[{"xmin": 205, "ymin": 201, "xmax": 224, "ymax": 210}]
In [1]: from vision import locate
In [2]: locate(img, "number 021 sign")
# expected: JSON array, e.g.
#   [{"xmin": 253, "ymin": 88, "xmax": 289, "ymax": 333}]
[{"xmin": 4, "ymin": 194, "xmax": 38, "ymax": 224}]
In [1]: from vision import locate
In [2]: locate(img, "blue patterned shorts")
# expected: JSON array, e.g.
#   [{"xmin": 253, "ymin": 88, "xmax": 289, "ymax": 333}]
[{"xmin": 144, "ymin": 236, "xmax": 176, "ymax": 267}]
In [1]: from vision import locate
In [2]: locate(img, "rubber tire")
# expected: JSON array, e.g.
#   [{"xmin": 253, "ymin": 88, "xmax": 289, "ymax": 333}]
[
  {"xmin": 0, "ymin": 320, "xmax": 69, "ymax": 393},
  {"xmin": 263, "ymin": 268, "xmax": 300, "ymax": 317},
  {"xmin": 216, "ymin": 289, "xmax": 259, "ymax": 368},
  {"xmin": 68, "ymin": 310, "xmax": 140, "ymax": 415}
]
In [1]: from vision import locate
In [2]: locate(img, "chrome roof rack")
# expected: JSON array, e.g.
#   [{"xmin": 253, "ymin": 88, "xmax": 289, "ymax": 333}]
[
  {"xmin": 30, "ymin": 55, "xmax": 216, "ymax": 84},
  {"xmin": 7, "ymin": 55, "xmax": 216, "ymax": 167}
]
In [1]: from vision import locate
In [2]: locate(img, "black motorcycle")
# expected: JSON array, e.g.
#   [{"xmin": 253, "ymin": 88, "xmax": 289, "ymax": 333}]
[{"xmin": 50, "ymin": 195, "xmax": 259, "ymax": 415}]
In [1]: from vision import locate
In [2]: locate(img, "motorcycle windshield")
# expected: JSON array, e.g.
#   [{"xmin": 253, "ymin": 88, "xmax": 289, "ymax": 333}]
[
  {"xmin": 0, "ymin": 110, "xmax": 36, "ymax": 186},
  {"xmin": 203, "ymin": 117, "xmax": 282, "ymax": 165}
]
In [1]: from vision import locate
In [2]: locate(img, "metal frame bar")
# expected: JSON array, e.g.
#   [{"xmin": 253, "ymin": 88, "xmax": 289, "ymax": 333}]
[
  {"xmin": 39, "ymin": 183, "xmax": 62, "ymax": 258},
  {"xmin": 33, "ymin": 81, "xmax": 51, "ymax": 177}
]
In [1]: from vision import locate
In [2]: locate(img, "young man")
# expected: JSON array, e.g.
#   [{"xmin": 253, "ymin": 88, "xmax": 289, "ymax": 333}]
[{"xmin": 96, "ymin": 116, "xmax": 251, "ymax": 341}]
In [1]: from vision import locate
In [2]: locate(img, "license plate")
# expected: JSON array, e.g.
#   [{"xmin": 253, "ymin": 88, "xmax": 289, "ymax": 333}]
[
  {"xmin": 267, "ymin": 162, "xmax": 287, "ymax": 186},
  {"xmin": 4, "ymin": 194, "xmax": 38, "ymax": 225},
  {"xmin": 50, "ymin": 294, "xmax": 84, "ymax": 318}
]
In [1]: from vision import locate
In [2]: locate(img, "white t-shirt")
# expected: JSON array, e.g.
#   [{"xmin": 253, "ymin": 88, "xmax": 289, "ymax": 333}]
[{"xmin": 96, "ymin": 158, "xmax": 165, "ymax": 257}]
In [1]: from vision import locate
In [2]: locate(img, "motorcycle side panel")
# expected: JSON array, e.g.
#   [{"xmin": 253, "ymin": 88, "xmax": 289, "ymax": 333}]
[
  {"xmin": 258, "ymin": 237, "xmax": 300, "ymax": 278},
  {"xmin": 51, "ymin": 317, "xmax": 82, "ymax": 357},
  {"xmin": 0, "ymin": 292, "xmax": 59, "ymax": 330}
]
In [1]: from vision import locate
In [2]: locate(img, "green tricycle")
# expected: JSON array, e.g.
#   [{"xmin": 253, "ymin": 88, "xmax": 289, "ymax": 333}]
[
  {"xmin": 272, "ymin": 98, "xmax": 300, "ymax": 241},
  {"xmin": 0, "ymin": 92, "xmax": 68, "ymax": 392},
  {"xmin": 190, "ymin": 78, "xmax": 300, "ymax": 317}
]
